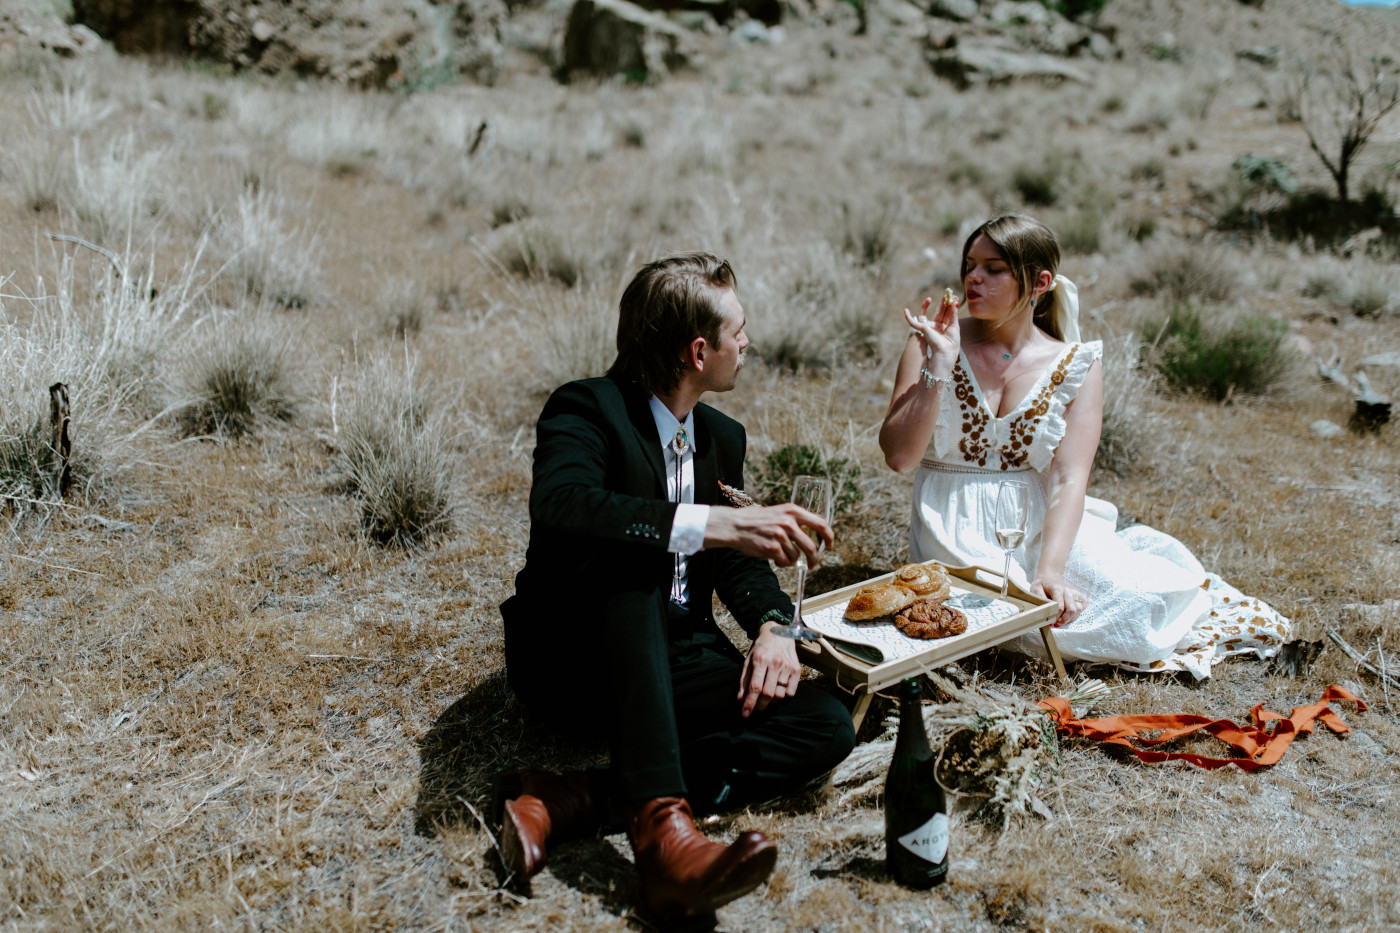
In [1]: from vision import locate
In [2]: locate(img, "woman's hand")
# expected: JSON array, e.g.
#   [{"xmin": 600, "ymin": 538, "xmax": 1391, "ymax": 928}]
[
  {"xmin": 903, "ymin": 289, "xmax": 960, "ymax": 372},
  {"xmin": 1031, "ymin": 576, "xmax": 1088, "ymax": 628}
]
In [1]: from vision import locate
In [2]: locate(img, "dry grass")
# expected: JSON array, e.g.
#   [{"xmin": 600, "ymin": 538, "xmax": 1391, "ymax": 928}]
[{"xmin": 4, "ymin": 3, "xmax": 1400, "ymax": 930}]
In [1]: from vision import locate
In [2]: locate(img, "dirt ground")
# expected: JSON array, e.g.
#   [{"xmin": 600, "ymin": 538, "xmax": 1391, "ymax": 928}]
[{"xmin": 3, "ymin": 0, "xmax": 1400, "ymax": 930}]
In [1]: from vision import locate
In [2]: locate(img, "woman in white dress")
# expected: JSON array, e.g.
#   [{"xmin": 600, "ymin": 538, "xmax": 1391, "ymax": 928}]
[{"xmin": 878, "ymin": 214, "xmax": 1288, "ymax": 679}]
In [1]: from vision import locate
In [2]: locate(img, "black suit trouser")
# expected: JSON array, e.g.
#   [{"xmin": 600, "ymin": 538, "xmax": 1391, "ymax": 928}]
[{"xmin": 504, "ymin": 589, "xmax": 856, "ymax": 810}]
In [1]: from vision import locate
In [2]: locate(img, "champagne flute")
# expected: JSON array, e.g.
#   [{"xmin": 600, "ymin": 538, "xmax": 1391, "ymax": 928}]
[
  {"xmin": 993, "ymin": 480, "xmax": 1030, "ymax": 601},
  {"xmin": 773, "ymin": 475, "xmax": 833, "ymax": 641}
]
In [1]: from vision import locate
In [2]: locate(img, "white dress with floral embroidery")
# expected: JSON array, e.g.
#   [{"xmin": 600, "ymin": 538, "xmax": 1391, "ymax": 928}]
[{"xmin": 909, "ymin": 340, "xmax": 1290, "ymax": 680}]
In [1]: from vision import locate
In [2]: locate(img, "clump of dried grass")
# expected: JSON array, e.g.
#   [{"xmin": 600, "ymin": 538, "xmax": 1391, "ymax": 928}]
[
  {"xmin": 1130, "ymin": 238, "xmax": 1237, "ymax": 304},
  {"xmin": 0, "ymin": 249, "xmax": 197, "ymax": 503},
  {"xmin": 744, "ymin": 241, "xmax": 883, "ymax": 371},
  {"xmin": 335, "ymin": 349, "xmax": 454, "ymax": 546},
  {"xmin": 69, "ymin": 134, "xmax": 169, "ymax": 247},
  {"xmin": 216, "ymin": 187, "xmax": 323, "ymax": 308},
  {"xmin": 522, "ymin": 280, "xmax": 619, "ymax": 388},
  {"xmin": 1301, "ymin": 254, "xmax": 1400, "ymax": 319},
  {"xmin": 168, "ymin": 310, "xmax": 298, "ymax": 437},
  {"xmin": 6, "ymin": 128, "xmax": 71, "ymax": 214},
  {"xmin": 1094, "ymin": 330, "xmax": 1160, "ymax": 475}
]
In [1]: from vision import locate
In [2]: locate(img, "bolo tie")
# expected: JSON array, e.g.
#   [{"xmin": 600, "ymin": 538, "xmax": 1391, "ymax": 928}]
[{"xmin": 670, "ymin": 426, "xmax": 688, "ymax": 605}]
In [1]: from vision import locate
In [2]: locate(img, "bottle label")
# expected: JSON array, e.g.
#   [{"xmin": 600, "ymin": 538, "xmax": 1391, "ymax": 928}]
[{"xmin": 897, "ymin": 813, "xmax": 949, "ymax": 863}]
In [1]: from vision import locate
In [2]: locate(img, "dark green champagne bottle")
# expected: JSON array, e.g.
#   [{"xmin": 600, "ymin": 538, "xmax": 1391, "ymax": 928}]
[{"xmin": 884, "ymin": 677, "xmax": 948, "ymax": 888}]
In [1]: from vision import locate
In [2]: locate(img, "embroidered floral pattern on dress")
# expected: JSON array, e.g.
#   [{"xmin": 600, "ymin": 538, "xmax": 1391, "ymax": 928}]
[
  {"xmin": 950, "ymin": 345, "xmax": 1082, "ymax": 471},
  {"xmin": 953, "ymin": 365, "xmax": 992, "ymax": 467},
  {"xmin": 1001, "ymin": 347, "xmax": 1077, "ymax": 469}
]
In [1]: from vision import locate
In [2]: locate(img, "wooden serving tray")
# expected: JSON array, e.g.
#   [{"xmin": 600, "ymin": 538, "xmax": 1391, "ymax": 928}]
[{"xmin": 797, "ymin": 562, "xmax": 1066, "ymax": 730}]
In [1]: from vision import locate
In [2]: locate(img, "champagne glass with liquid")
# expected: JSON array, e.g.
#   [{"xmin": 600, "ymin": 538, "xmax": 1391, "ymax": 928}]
[
  {"xmin": 773, "ymin": 475, "xmax": 833, "ymax": 641},
  {"xmin": 993, "ymin": 480, "xmax": 1030, "ymax": 601}
]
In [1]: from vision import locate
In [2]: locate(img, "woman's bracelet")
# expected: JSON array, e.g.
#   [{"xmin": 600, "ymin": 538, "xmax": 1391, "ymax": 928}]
[{"xmin": 919, "ymin": 366, "xmax": 946, "ymax": 390}]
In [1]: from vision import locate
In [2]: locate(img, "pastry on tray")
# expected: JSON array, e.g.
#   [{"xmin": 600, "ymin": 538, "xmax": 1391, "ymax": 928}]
[
  {"xmin": 844, "ymin": 582, "xmax": 918, "ymax": 622},
  {"xmin": 892, "ymin": 562, "xmax": 950, "ymax": 601},
  {"xmin": 894, "ymin": 598, "xmax": 968, "ymax": 639}
]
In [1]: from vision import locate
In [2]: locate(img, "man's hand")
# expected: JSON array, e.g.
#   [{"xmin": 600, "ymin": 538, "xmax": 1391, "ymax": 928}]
[
  {"xmin": 738, "ymin": 622, "xmax": 802, "ymax": 718},
  {"xmin": 703, "ymin": 503, "xmax": 833, "ymax": 568}
]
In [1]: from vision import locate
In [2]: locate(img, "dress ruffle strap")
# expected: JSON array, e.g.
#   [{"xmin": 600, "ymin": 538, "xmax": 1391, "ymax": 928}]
[{"xmin": 1026, "ymin": 340, "xmax": 1103, "ymax": 472}]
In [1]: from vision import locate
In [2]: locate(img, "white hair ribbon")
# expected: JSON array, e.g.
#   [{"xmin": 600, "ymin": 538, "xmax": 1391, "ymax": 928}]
[{"xmin": 1050, "ymin": 273, "xmax": 1080, "ymax": 343}]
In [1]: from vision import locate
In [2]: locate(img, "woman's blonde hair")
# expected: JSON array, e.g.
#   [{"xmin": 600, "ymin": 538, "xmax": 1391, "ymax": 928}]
[{"xmin": 961, "ymin": 214, "xmax": 1065, "ymax": 339}]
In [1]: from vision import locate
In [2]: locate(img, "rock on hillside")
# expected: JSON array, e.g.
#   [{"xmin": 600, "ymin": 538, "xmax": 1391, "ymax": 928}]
[{"xmin": 71, "ymin": 0, "xmax": 507, "ymax": 87}]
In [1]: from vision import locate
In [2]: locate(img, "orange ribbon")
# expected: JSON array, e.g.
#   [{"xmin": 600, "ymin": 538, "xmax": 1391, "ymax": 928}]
[{"xmin": 1036, "ymin": 685, "xmax": 1367, "ymax": 771}]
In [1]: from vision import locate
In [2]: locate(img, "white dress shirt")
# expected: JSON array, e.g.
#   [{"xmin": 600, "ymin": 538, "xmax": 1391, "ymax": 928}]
[{"xmin": 648, "ymin": 397, "xmax": 711, "ymax": 605}]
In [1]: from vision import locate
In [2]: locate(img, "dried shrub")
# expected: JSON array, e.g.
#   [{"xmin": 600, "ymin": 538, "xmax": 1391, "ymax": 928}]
[
  {"xmin": 171, "ymin": 313, "xmax": 297, "ymax": 437},
  {"xmin": 1301, "ymin": 255, "xmax": 1400, "ymax": 319},
  {"xmin": 0, "ymin": 252, "xmax": 194, "ymax": 504},
  {"xmin": 336, "ymin": 351, "xmax": 453, "ymax": 546},
  {"xmin": 746, "ymin": 242, "xmax": 881, "ymax": 372},
  {"xmin": 1130, "ymin": 240, "xmax": 1236, "ymax": 304},
  {"xmin": 489, "ymin": 219, "xmax": 583, "ymax": 288},
  {"xmin": 217, "ymin": 188, "xmax": 323, "ymax": 308},
  {"xmin": 528, "ymin": 282, "xmax": 618, "ymax": 387},
  {"xmin": 1094, "ymin": 332, "xmax": 1159, "ymax": 475}
]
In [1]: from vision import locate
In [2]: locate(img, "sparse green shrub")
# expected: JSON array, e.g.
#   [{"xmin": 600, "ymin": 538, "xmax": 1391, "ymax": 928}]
[
  {"xmin": 1147, "ymin": 302, "xmax": 1290, "ymax": 401},
  {"xmin": 1232, "ymin": 154, "xmax": 1299, "ymax": 195},
  {"xmin": 337, "ymin": 352, "xmax": 453, "ymax": 546},
  {"xmin": 172, "ymin": 314, "xmax": 297, "ymax": 437},
  {"xmin": 752, "ymin": 443, "xmax": 863, "ymax": 517},
  {"xmin": 202, "ymin": 92, "xmax": 229, "ymax": 121},
  {"xmin": 1130, "ymin": 241, "xmax": 1235, "ymax": 304}
]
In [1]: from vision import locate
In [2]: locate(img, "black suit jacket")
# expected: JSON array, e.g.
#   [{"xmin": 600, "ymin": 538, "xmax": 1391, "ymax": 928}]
[{"xmin": 502, "ymin": 376, "xmax": 792, "ymax": 688}]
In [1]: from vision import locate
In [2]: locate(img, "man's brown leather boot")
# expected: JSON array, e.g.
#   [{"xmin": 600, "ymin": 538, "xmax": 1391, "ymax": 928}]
[
  {"xmin": 625, "ymin": 796, "xmax": 777, "ymax": 917},
  {"xmin": 497, "ymin": 770, "xmax": 598, "ymax": 880}
]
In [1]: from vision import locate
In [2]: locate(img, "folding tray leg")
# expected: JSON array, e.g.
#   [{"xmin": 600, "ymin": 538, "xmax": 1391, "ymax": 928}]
[
  {"xmin": 1039, "ymin": 624, "xmax": 1069, "ymax": 683},
  {"xmin": 849, "ymin": 690, "xmax": 874, "ymax": 732}
]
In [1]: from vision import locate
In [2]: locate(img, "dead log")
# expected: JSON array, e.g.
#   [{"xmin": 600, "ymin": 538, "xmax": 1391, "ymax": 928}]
[
  {"xmin": 1326, "ymin": 629, "xmax": 1400, "ymax": 691},
  {"xmin": 47, "ymin": 382, "xmax": 72, "ymax": 498}
]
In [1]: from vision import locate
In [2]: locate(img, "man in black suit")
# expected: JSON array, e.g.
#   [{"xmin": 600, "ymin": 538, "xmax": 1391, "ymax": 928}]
[{"xmin": 498, "ymin": 252, "xmax": 856, "ymax": 919}]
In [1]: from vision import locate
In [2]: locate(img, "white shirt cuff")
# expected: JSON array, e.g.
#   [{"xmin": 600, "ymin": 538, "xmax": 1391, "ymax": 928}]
[{"xmin": 669, "ymin": 503, "xmax": 709, "ymax": 555}]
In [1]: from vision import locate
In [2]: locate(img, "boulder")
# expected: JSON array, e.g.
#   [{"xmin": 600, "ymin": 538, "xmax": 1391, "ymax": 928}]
[
  {"xmin": 15, "ymin": 20, "xmax": 106, "ymax": 57},
  {"xmin": 983, "ymin": 0, "xmax": 1104, "ymax": 57},
  {"xmin": 561, "ymin": 0, "xmax": 700, "ymax": 81},
  {"xmin": 928, "ymin": 43, "xmax": 1091, "ymax": 88},
  {"xmin": 71, "ymin": 0, "xmax": 506, "ymax": 88}
]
